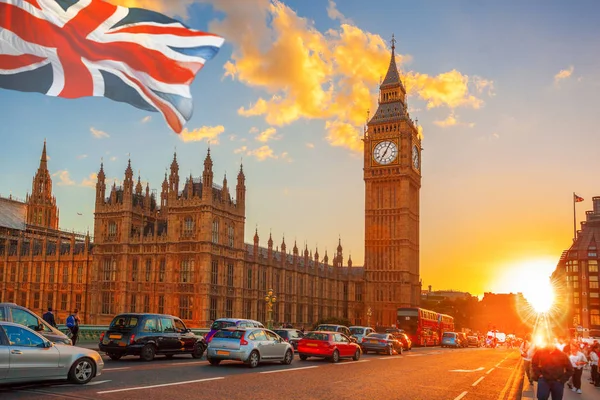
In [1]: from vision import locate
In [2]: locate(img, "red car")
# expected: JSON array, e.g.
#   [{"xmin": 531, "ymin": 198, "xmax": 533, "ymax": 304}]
[{"xmin": 297, "ymin": 331, "xmax": 361, "ymax": 363}]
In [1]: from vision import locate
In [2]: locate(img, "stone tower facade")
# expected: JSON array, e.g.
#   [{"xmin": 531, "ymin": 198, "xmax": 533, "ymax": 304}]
[
  {"xmin": 26, "ymin": 141, "xmax": 59, "ymax": 230},
  {"xmin": 363, "ymin": 37, "xmax": 422, "ymax": 326}
]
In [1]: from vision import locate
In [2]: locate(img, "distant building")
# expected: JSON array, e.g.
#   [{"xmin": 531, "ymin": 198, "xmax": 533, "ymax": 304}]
[
  {"xmin": 552, "ymin": 197, "xmax": 600, "ymax": 334},
  {"xmin": 0, "ymin": 142, "xmax": 92, "ymax": 323},
  {"xmin": 421, "ymin": 285, "xmax": 474, "ymax": 302}
]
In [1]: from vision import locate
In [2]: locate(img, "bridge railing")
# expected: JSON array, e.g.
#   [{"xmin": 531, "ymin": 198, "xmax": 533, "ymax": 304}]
[{"xmin": 56, "ymin": 325, "xmax": 210, "ymax": 343}]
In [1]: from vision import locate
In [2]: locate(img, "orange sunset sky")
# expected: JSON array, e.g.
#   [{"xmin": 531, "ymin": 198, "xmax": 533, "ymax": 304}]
[{"xmin": 2, "ymin": 0, "xmax": 600, "ymax": 299}]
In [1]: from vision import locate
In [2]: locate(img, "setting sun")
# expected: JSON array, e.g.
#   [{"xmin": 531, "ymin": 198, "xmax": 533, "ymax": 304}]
[{"xmin": 523, "ymin": 279, "xmax": 555, "ymax": 313}]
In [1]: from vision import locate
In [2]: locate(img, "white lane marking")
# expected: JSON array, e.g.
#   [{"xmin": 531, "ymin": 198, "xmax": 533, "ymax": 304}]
[
  {"xmin": 333, "ymin": 360, "xmax": 370, "ymax": 364},
  {"xmin": 486, "ymin": 368, "xmax": 494, "ymax": 375},
  {"xmin": 472, "ymin": 376, "xmax": 485, "ymax": 387},
  {"xmin": 259, "ymin": 366, "xmax": 318, "ymax": 374},
  {"xmin": 450, "ymin": 367, "xmax": 485, "ymax": 373},
  {"xmin": 96, "ymin": 377, "xmax": 224, "ymax": 394},
  {"xmin": 406, "ymin": 354, "xmax": 424, "ymax": 357},
  {"xmin": 102, "ymin": 367, "xmax": 131, "ymax": 371},
  {"xmin": 378, "ymin": 356, "xmax": 402, "ymax": 360},
  {"xmin": 454, "ymin": 391, "xmax": 468, "ymax": 400}
]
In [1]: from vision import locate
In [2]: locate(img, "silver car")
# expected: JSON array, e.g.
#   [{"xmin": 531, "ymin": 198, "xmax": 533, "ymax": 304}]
[
  {"xmin": 0, "ymin": 321, "xmax": 104, "ymax": 384},
  {"xmin": 207, "ymin": 328, "xmax": 294, "ymax": 368}
]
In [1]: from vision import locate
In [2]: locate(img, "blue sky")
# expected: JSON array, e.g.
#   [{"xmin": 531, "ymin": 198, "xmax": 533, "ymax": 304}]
[{"xmin": 1, "ymin": 0, "xmax": 600, "ymax": 296}]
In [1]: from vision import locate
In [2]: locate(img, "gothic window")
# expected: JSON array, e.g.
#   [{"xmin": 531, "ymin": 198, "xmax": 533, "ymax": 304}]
[
  {"xmin": 591, "ymin": 310, "xmax": 600, "ymax": 326},
  {"xmin": 35, "ymin": 265, "xmax": 41, "ymax": 283},
  {"xmin": 61, "ymin": 293, "xmax": 67, "ymax": 310},
  {"xmin": 225, "ymin": 298, "xmax": 233, "ymax": 318},
  {"xmin": 22, "ymin": 265, "xmax": 28, "ymax": 283},
  {"xmin": 244, "ymin": 300, "xmax": 252, "ymax": 320},
  {"xmin": 589, "ymin": 260, "xmax": 598, "ymax": 273},
  {"xmin": 143, "ymin": 295, "xmax": 150, "ymax": 313},
  {"xmin": 212, "ymin": 219, "xmax": 219, "ymax": 244},
  {"xmin": 227, "ymin": 263, "xmax": 234, "ymax": 287},
  {"xmin": 75, "ymin": 294, "xmax": 82, "ymax": 311},
  {"xmin": 284, "ymin": 303, "xmax": 291, "ymax": 323},
  {"xmin": 246, "ymin": 268, "xmax": 252, "ymax": 289},
  {"xmin": 209, "ymin": 297, "xmax": 218, "ymax": 321},
  {"xmin": 159, "ymin": 259, "xmax": 166, "ymax": 282},
  {"xmin": 145, "ymin": 259, "xmax": 152, "ymax": 282},
  {"xmin": 287, "ymin": 276, "xmax": 292, "ymax": 294},
  {"xmin": 180, "ymin": 259, "xmax": 194, "ymax": 283},
  {"xmin": 228, "ymin": 225, "xmax": 235, "ymax": 247},
  {"xmin": 211, "ymin": 260, "xmax": 218, "ymax": 285},
  {"xmin": 131, "ymin": 259, "xmax": 138, "ymax": 282},
  {"xmin": 298, "ymin": 276, "xmax": 304, "ymax": 296},
  {"xmin": 262, "ymin": 269, "xmax": 267, "ymax": 291},
  {"xmin": 108, "ymin": 221, "xmax": 117, "ymax": 238},
  {"xmin": 130, "ymin": 294, "xmax": 137, "ymax": 312},
  {"xmin": 102, "ymin": 259, "xmax": 116, "ymax": 281},
  {"xmin": 33, "ymin": 292, "xmax": 40, "ymax": 309},
  {"xmin": 274, "ymin": 272, "xmax": 280, "ymax": 293},
  {"xmin": 183, "ymin": 217, "xmax": 194, "ymax": 236},
  {"xmin": 47, "ymin": 293, "xmax": 53, "ymax": 308},
  {"xmin": 158, "ymin": 295, "xmax": 165, "ymax": 314},
  {"xmin": 180, "ymin": 295, "xmax": 193, "ymax": 319},
  {"xmin": 101, "ymin": 292, "xmax": 113, "ymax": 314},
  {"xmin": 343, "ymin": 283, "xmax": 348, "ymax": 301},
  {"xmin": 62, "ymin": 266, "xmax": 69, "ymax": 283},
  {"xmin": 48, "ymin": 265, "xmax": 55, "ymax": 283},
  {"xmin": 77, "ymin": 265, "xmax": 83, "ymax": 284}
]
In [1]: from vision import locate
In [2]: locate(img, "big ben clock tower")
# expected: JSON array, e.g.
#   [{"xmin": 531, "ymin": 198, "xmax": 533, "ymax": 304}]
[{"xmin": 364, "ymin": 36, "xmax": 422, "ymax": 327}]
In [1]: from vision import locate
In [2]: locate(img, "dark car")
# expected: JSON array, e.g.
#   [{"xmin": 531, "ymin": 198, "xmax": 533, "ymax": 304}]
[
  {"xmin": 390, "ymin": 331, "xmax": 412, "ymax": 350},
  {"xmin": 99, "ymin": 313, "xmax": 206, "ymax": 361},
  {"xmin": 274, "ymin": 328, "xmax": 304, "ymax": 350},
  {"xmin": 314, "ymin": 324, "xmax": 352, "ymax": 340},
  {"xmin": 456, "ymin": 332, "xmax": 469, "ymax": 348},
  {"xmin": 467, "ymin": 335, "xmax": 480, "ymax": 347},
  {"xmin": 361, "ymin": 333, "xmax": 403, "ymax": 355}
]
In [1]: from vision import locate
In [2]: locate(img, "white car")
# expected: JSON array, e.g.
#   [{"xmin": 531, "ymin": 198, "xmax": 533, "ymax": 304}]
[{"xmin": 0, "ymin": 321, "xmax": 104, "ymax": 385}]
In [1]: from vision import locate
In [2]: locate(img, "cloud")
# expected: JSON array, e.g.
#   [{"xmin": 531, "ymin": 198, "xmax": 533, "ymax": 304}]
[
  {"xmin": 77, "ymin": 154, "xmax": 88, "ymax": 160},
  {"xmin": 141, "ymin": 116, "xmax": 152, "ymax": 123},
  {"xmin": 256, "ymin": 127, "xmax": 279, "ymax": 142},
  {"xmin": 554, "ymin": 66, "xmax": 574, "ymax": 84},
  {"xmin": 229, "ymin": 134, "xmax": 237, "ymax": 141},
  {"xmin": 306, "ymin": 142, "xmax": 315, "ymax": 149},
  {"xmin": 433, "ymin": 113, "xmax": 475, "ymax": 128},
  {"xmin": 90, "ymin": 127, "xmax": 110, "ymax": 139},
  {"xmin": 52, "ymin": 170, "xmax": 75, "ymax": 186},
  {"xmin": 281, "ymin": 151, "xmax": 293, "ymax": 163},
  {"xmin": 81, "ymin": 173, "xmax": 98, "ymax": 188},
  {"xmin": 110, "ymin": 156, "xmax": 117, "ymax": 162},
  {"xmin": 472, "ymin": 76, "xmax": 496, "ymax": 97},
  {"xmin": 325, "ymin": 120, "xmax": 363, "ymax": 152},
  {"xmin": 327, "ymin": 0, "xmax": 353, "ymax": 24},
  {"xmin": 247, "ymin": 145, "xmax": 278, "ymax": 161},
  {"xmin": 249, "ymin": 127, "xmax": 259, "ymax": 134},
  {"xmin": 179, "ymin": 125, "xmax": 225, "ymax": 144},
  {"xmin": 217, "ymin": 0, "xmax": 488, "ymax": 153},
  {"xmin": 234, "ymin": 146, "xmax": 248, "ymax": 154}
]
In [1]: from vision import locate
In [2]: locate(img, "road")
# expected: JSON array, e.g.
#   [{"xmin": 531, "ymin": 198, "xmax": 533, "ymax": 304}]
[{"xmin": 0, "ymin": 346, "xmax": 523, "ymax": 400}]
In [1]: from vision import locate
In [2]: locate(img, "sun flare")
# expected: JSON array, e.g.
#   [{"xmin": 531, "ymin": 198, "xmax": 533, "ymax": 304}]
[{"xmin": 523, "ymin": 280, "xmax": 555, "ymax": 313}]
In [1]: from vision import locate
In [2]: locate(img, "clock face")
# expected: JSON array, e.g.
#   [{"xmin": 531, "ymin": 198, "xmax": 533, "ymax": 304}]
[
  {"xmin": 412, "ymin": 145, "xmax": 420, "ymax": 169},
  {"xmin": 373, "ymin": 141, "xmax": 398, "ymax": 165}
]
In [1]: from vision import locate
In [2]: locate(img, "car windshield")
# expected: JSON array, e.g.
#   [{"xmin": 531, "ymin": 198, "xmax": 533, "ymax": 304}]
[
  {"xmin": 443, "ymin": 333, "xmax": 456, "ymax": 338},
  {"xmin": 367, "ymin": 333, "xmax": 388, "ymax": 339},
  {"xmin": 350, "ymin": 328, "xmax": 364, "ymax": 335},
  {"xmin": 304, "ymin": 332, "xmax": 329, "ymax": 341},
  {"xmin": 274, "ymin": 330, "xmax": 289, "ymax": 338},
  {"xmin": 211, "ymin": 320, "xmax": 236, "ymax": 330},
  {"xmin": 315, "ymin": 325, "xmax": 337, "ymax": 332},
  {"xmin": 213, "ymin": 330, "xmax": 245, "ymax": 339},
  {"xmin": 109, "ymin": 316, "xmax": 139, "ymax": 330}
]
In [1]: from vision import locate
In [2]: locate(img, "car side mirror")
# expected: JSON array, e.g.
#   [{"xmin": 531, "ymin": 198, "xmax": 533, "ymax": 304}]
[
  {"xmin": 36, "ymin": 324, "xmax": 44, "ymax": 332},
  {"xmin": 44, "ymin": 341, "xmax": 53, "ymax": 348}
]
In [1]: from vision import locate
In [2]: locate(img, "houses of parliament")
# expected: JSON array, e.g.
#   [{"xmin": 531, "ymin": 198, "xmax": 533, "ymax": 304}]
[{"xmin": 0, "ymin": 41, "xmax": 423, "ymax": 328}]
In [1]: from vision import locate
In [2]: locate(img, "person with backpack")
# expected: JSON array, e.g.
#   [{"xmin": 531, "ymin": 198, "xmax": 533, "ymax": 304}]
[
  {"xmin": 66, "ymin": 309, "xmax": 80, "ymax": 346},
  {"xmin": 532, "ymin": 342, "xmax": 574, "ymax": 400},
  {"xmin": 521, "ymin": 334, "xmax": 535, "ymax": 385}
]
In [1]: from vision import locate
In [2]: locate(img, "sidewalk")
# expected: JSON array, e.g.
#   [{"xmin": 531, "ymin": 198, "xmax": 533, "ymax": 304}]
[{"xmin": 521, "ymin": 368, "xmax": 600, "ymax": 399}]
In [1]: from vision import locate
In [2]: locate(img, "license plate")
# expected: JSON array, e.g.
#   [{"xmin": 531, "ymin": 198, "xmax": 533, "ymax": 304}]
[
  {"xmin": 369, "ymin": 340, "xmax": 377, "ymax": 343},
  {"xmin": 307, "ymin": 343, "xmax": 317, "ymax": 347},
  {"xmin": 216, "ymin": 350, "xmax": 230, "ymax": 356},
  {"xmin": 109, "ymin": 334, "xmax": 121, "ymax": 339}
]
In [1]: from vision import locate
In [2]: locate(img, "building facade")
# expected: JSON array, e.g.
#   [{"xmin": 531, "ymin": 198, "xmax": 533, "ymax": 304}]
[
  {"xmin": 363, "ymin": 38, "xmax": 422, "ymax": 326},
  {"xmin": 553, "ymin": 197, "xmax": 600, "ymax": 335},
  {"xmin": 0, "ymin": 142, "xmax": 92, "ymax": 323}
]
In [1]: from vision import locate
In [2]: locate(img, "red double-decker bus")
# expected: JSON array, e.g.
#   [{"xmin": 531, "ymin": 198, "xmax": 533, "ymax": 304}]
[{"xmin": 396, "ymin": 307, "xmax": 455, "ymax": 346}]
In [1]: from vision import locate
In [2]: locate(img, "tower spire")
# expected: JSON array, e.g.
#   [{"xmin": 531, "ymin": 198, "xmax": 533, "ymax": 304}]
[{"xmin": 40, "ymin": 139, "xmax": 48, "ymax": 170}]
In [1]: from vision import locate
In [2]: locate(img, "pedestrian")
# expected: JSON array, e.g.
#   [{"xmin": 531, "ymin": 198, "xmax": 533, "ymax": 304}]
[
  {"xmin": 42, "ymin": 307, "xmax": 57, "ymax": 328},
  {"xmin": 568, "ymin": 344, "xmax": 588, "ymax": 394},
  {"xmin": 66, "ymin": 309, "xmax": 80, "ymax": 346},
  {"xmin": 589, "ymin": 343, "xmax": 599, "ymax": 387},
  {"xmin": 532, "ymin": 342, "xmax": 574, "ymax": 400},
  {"xmin": 521, "ymin": 334, "xmax": 535, "ymax": 385}
]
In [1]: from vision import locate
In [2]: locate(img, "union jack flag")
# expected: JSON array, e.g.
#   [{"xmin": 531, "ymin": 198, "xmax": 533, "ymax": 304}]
[{"xmin": 0, "ymin": 0, "xmax": 224, "ymax": 133}]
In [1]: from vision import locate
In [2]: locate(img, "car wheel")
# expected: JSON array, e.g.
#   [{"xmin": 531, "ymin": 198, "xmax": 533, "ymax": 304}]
[
  {"xmin": 331, "ymin": 350, "xmax": 340, "ymax": 363},
  {"xmin": 247, "ymin": 350, "xmax": 260, "ymax": 368},
  {"xmin": 107, "ymin": 353, "xmax": 122, "ymax": 361},
  {"xmin": 68, "ymin": 357, "xmax": 96, "ymax": 384},
  {"xmin": 387, "ymin": 346, "xmax": 393, "ymax": 356},
  {"xmin": 352, "ymin": 349, "xmax": 360, "ymax": 361},
  {"xmin": 281, "ymin": 350, "xmax": 293, "ymax": 365},
  {"xmin": 299, "ymin": 354, "xmax": 308, "ymax": 361},
  {"xmin": 140, "ymin": 344, "xmax": 156, "ymax": 361},
  {"xmin": 192, "ymin": 343, "xmax": 205, "ymax": 359},
  {"xmin": 208, "ymin": 357, "xmax": 221, "ymax": 366}
]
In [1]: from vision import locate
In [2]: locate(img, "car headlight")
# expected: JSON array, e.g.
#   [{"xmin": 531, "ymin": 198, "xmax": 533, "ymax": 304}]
[{"xmin": 60, "ymin": 338, "xmax": 73, "ymax": 345}]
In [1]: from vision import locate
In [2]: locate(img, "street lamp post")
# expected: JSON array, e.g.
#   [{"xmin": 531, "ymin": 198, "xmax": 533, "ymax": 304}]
[
  {"xmin": 367, "ymin": 307, "xmax": 372, "ymax": 328},
  {"xmin": 265, "ymin": 289, "xmax": 277, "ymax": 329}
]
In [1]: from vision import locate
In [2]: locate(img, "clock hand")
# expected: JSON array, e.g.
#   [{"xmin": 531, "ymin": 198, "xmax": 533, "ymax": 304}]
[{"xmin": 381, "ymin": 142, "xmax": 392, "ymax": 159}]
